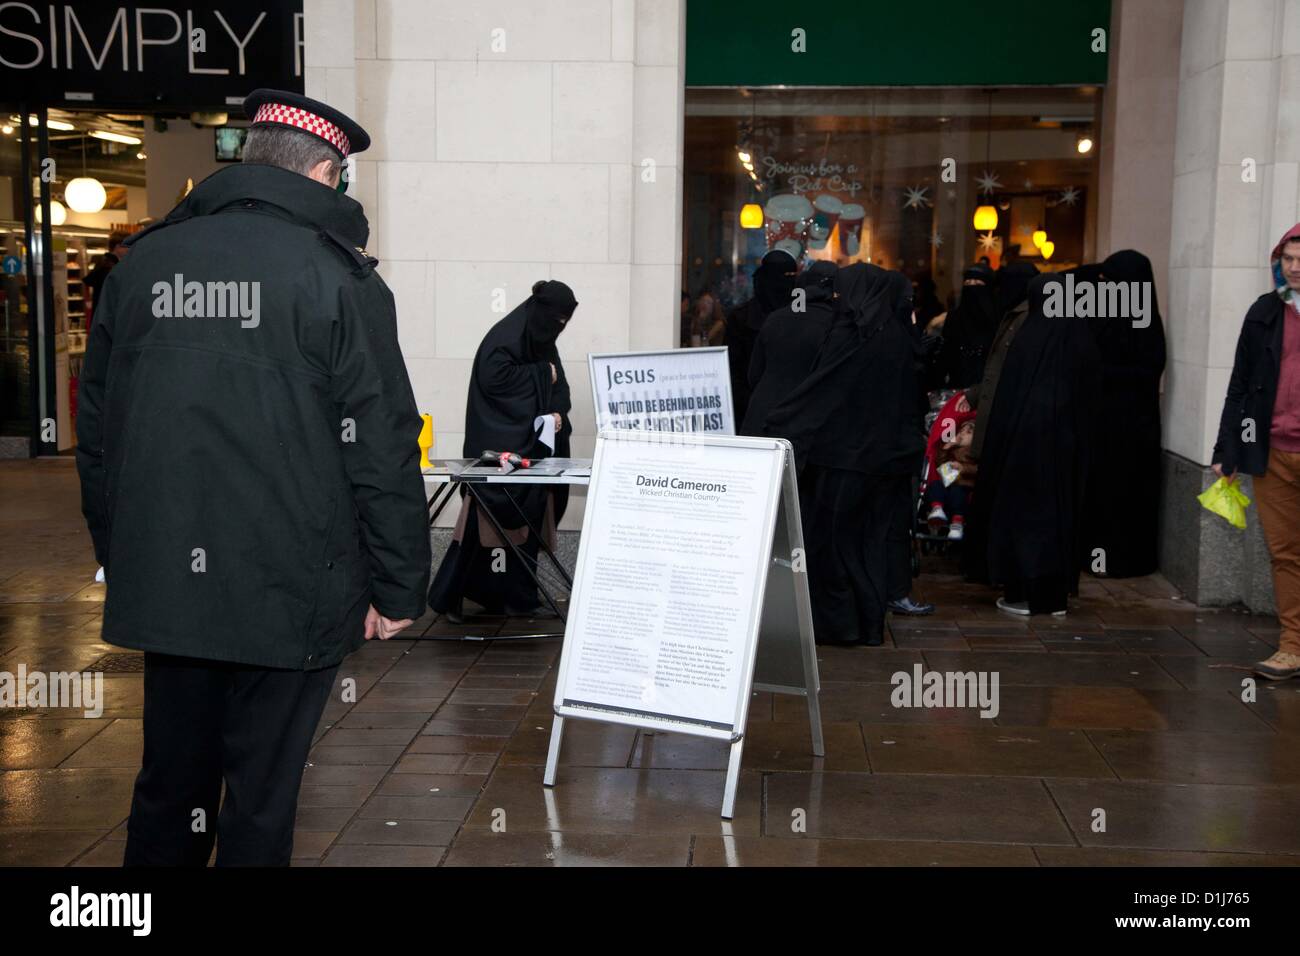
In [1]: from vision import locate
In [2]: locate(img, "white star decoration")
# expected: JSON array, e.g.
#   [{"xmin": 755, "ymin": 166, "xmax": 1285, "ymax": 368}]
[
  {"xmin": 929, "ymin": 231, "xmax": 944, "ymax": 248},
  {"xmin": 903, "ymin": 185, "xmax": 932, "ymax": 210},
  {"xmin": 1059, "ymin": 186, "xmax": 1081, "ymax": 206},
  {"xmin": 977, "ymin": 231, "xmax": 1002, "ymax": 252},
  {"xmin": 975, "ymin": 170, "xmax": 1002, "ymax": 195}
]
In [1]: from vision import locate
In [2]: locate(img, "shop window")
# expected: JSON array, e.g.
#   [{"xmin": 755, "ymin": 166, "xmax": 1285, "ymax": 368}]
[{"xmin": 682, "ymin": 87, "xmax": 1100, "ymax": 343}]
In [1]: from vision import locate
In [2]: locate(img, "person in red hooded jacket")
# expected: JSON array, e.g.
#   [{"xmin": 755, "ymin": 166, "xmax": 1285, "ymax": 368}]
[
  {"xmin": 1213, "ymin": 223, "xmax": 1300, "ymax": 680},
  {"xmin": 922, "ymin": 389, "xmax": 977, "ymax": 540}
]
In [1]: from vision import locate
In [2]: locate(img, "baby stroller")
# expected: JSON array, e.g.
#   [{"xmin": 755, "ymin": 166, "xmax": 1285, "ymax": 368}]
[{"xmin": 914, "ymin": 388, "xmax": 972, "ymax": 560}]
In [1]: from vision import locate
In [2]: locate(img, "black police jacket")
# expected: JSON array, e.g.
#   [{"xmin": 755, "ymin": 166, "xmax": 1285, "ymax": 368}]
[{"xmin": 75, "ymin": 163, "xmax": 431, "ymax": 669}]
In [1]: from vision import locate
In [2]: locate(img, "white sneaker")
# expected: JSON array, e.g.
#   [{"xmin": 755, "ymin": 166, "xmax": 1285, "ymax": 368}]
[
  {"xmin": 996, "ymin": 597, "xmax": 1031, "ymax": 616},
  {"xmin": 927, "ymin": 503, "xmax": 948, "ymax": 524},
  {"xmin": 947, "ymin": 521, "xmax": 965, "ymax": 541},
  {"xmin": 997, "ymin": 597, "xmax": 1067, "ymax": 617}
]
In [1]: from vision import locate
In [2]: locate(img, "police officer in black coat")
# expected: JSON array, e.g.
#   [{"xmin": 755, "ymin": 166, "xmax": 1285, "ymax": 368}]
[{"xmin": 75, "ymin": 90, "xmax": 431, "ymax": 866}]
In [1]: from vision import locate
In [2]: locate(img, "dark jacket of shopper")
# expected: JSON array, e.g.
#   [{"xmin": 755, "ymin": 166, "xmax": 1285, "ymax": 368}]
[
  {"xmin": 740, "ymin": 261, "xmax": 837, "ymax": 437},
  {"xmin": 1213, "ymin": 223, "xmax": 1300, "ymax": 477},
  {"xmin": 75, "ymin": 163, "xmax": 432, "ymax": 670}
]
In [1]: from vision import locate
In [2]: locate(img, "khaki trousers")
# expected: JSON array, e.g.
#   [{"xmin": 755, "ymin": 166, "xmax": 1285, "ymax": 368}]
[{"xmin": 1253, "ymin": 449, "xmax": 1300, "ymax": 655}]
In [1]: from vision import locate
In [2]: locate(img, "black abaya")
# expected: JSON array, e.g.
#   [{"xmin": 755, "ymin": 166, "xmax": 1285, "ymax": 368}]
[
  {"xmin": 740, "ymin": 260, "xmax": 836, "ymax": 437},
  {"xmin": 428, "ymin": 281, "xmax": 578, "ymax": 615},
  {"xmin": 971, "ymin": 273, "xmax": 1102, "ymax": 613},
  {"xmin": 1082, "ymin": 250, "xmax": 1166, "ymax": 577},
  {"xmin": 766, "ymin": 263, "xmax": 923, "ymax": 644}
]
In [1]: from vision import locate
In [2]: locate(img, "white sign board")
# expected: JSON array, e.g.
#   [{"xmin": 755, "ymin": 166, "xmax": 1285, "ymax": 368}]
[
  {"xmin": 588, "ymin": 347, "xmax": 736, "ymax": 436},
  {"xmin": 546, "ymin": 430, "xmax": 823, "ymax": 818}
]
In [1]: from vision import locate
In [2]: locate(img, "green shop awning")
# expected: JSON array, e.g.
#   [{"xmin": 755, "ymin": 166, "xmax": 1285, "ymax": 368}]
[{"xmin": 685, "ymin": 0, "xmax": 1112, "ymax": 87}]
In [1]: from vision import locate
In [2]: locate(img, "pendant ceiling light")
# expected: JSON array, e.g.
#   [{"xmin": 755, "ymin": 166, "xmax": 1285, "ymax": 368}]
[
  {"xmin": 35, "ymin": 199, "xmax": 67, "ymax": 225},
  {"xmin": 65, "ymin": 177, "xmax": 106, "ymax": 214},
  {"xmin": 65, "ymin": 132, "xmax": 107, "ymax": 214},
  {"xmin": 740, "ymin": 203, "xmax": 763, "ymax": 229},
  {"xmin": 1032, "ymin": 228, "xmax": 1047, "ymax": 249},
  {"xmin": 972, "ymin": 205, "xmax": 998, "ymax": 231},
  {"xmin": 972, "ymin": 93, "xmax": 998, "ymax": 232}
]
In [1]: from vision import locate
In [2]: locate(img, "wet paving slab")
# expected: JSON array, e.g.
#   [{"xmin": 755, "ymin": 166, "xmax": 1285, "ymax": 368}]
[{"xmin": 2, "ymin": 459, "xmax": 1299, "ymax": 866}]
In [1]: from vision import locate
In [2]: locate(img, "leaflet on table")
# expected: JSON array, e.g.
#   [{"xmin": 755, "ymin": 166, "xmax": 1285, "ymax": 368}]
[{"xmin": 561, "ymin": 439, "xmax": 773, "ymax": 729}]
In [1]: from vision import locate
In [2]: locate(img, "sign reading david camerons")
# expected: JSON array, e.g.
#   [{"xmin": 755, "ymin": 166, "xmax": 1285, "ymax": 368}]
[
  {"xmin": 589, "ymin": 347, "xmax": 736, "ymax": 436},
  {"xmin": 1, "ymin": 2, "xmax": 304, "ymax": 109}
]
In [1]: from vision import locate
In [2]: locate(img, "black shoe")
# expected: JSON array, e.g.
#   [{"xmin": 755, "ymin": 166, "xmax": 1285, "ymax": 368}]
[
  {"xmin": 505, "ymin": 603, "xmax": 560, "ymax": 620},
  {"xmin": 888, "ymin": 596, "xmax": 935, "ymax": 616},
  {"xmin": 861, "ymin": 635, "xmax": 885, "ymax": 647}
]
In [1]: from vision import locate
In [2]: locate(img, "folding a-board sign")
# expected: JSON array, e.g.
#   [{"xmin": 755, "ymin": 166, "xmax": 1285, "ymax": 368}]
[
  {"xmin": 544, "ymin": 429, "xmax": 823, "ymax": 819},
  {"xmin": 588, "ymin": 347, "xmax": 736, "ymax": 436}
]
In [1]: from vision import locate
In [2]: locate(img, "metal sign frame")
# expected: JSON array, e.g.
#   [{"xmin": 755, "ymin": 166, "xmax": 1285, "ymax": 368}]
[
  {"xmin": 544, "ymin": 429, "xmax": 823, "ymax": 819},
  {"xmin": 587, "ymin": 346, "xmax": 736, "ymax": 436}
]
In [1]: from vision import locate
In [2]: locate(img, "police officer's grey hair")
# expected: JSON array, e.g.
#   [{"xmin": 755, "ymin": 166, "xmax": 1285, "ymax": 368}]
[{"xmin": 242, "ymin": 125, "xmax": 343, "ymax": 180}]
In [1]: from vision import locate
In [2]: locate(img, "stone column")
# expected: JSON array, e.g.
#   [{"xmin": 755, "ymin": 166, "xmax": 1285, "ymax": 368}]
[
  {"xmin": 1162, "ymin": 0, "xmax": 1300, "ymax": 609},
  {"xmin": 304, "ymin": 0, "xmax": 686, "ymax": 531}
]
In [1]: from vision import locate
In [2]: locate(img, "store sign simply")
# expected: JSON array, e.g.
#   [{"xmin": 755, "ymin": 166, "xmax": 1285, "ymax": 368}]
[{"xmin": 0, "ymin": 2, "xmax": 304, "ymax": 108}]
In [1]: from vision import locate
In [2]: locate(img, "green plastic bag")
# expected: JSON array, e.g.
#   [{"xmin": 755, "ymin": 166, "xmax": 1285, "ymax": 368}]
[{"xmin": 1197, "ymin": 476, "xmax": 1252, "ymax": 530}]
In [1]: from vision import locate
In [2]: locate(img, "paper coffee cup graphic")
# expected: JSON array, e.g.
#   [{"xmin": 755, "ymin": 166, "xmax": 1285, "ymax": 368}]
[
  {"xmin": 764, "ymin": 193, "xmax": 814, "ymax": 251},
  {"xmin": 838, "ymin": 203, "xmax": 866, "ymax": 257},
  {"xmin": 808, "ymin": 194, "xmax": 844, "ymax": 250}
]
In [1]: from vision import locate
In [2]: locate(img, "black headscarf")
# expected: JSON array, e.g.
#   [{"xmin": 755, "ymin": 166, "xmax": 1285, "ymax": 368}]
[
  {"xmin": 764, "ymin": 263, "xmax": 923, "ymax": 474},
  {"xmin": 936, "ymin": 263, "xmax": 1001, "ymax": 388},
  {"xmin": 752, "ymin": 249, "xmax": 800, "ymax": 316},
  {"xmin": 996, "ymin": 261, "xmax": 1040, "ymax": 318},
  {"xmin": 524, "ymin": 280, "xmax": 578, "ymax": 356},
  {"xmin": 797, "ymin": 259, "xmax": 837, "ymax": 303},
  {"xmin": 1094, "ymin": 250, "xmax": 1165, "ymax": 375}
]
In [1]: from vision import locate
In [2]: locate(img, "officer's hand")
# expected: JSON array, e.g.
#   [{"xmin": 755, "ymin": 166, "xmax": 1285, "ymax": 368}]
[
  {"xmin": 364, "ymin": 604, "xmax": 414, "ymax": 640},
  {"xmin": 552, "ymin": 412, "xmax": 563, "ymax": 431}
]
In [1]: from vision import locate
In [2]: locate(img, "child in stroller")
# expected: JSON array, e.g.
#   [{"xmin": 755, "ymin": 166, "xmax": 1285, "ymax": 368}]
[{"xmin": 921, "ymin": 390, "xmax": 977, "ymax": 542}]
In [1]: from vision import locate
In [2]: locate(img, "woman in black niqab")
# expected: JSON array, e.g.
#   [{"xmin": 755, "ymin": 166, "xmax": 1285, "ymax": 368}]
[
  {"xmin": 428, "ymin": 280, "xmax": 579, "ymax": 619},
  {"xmin": 935, "ymin": 263, "xmax": 999, "ymax": 388},
  {"xmin": 972, "ymin": 272, "xmax": 1102, "ymax": 615},
  {"xmin": 727, "ymin": 249, "xmax": 798, "ymax": 424},
  {"xmin": 1081, "ymin": 250, "xmax": 1166, "ymax": 577},
  {"xmin": 765, "ymin": 263, "xmax": 925, "ymax": 645}
]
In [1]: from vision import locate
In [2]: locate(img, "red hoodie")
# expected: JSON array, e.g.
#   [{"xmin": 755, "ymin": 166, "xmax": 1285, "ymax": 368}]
[
  {"xmin": 1271, "ymin": 224, "xmax": 1300, "ymax": 452},
  {"xmin": 924, "ymin": 391, "xmax": 976, "ymax": 477}
]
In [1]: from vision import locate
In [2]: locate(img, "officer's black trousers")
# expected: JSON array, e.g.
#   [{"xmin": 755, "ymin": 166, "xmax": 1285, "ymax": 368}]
[{"xmin": 124, "ymin": 652, "xmax": 338, "ymax": 867}]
